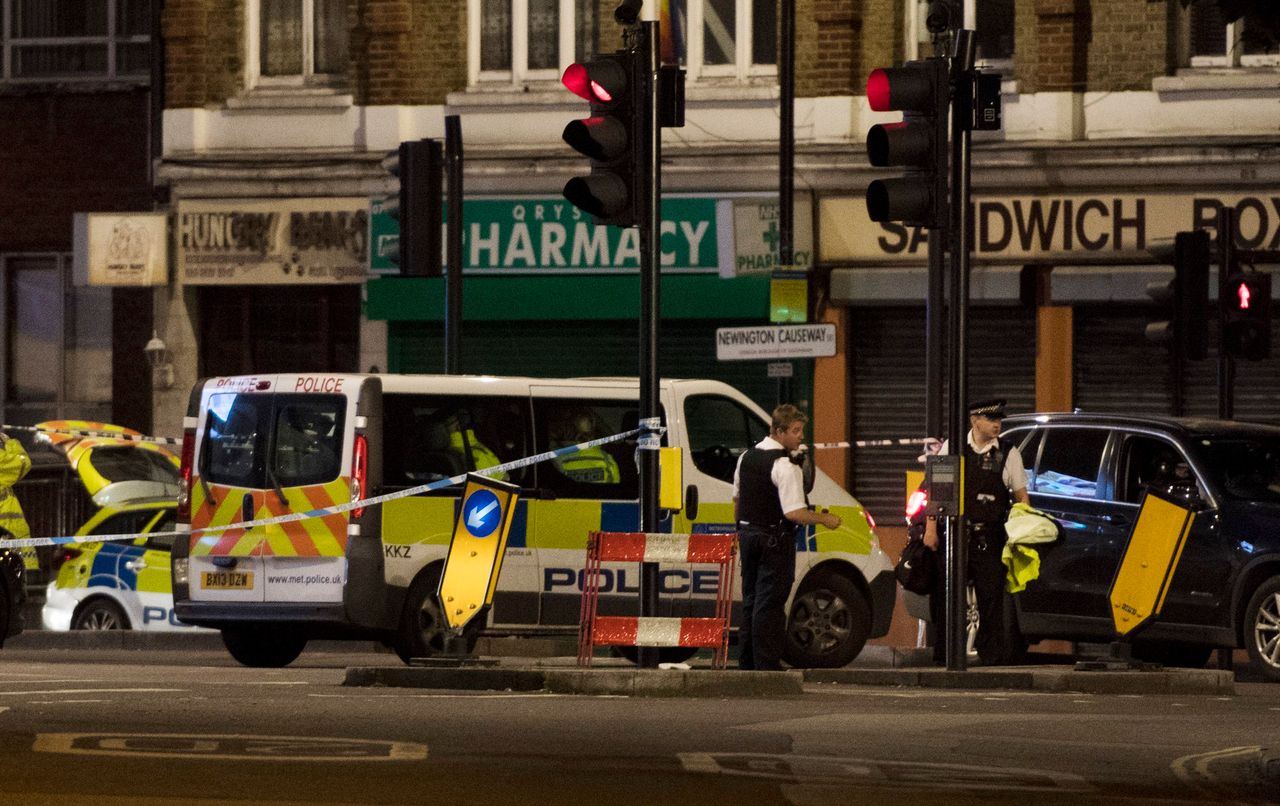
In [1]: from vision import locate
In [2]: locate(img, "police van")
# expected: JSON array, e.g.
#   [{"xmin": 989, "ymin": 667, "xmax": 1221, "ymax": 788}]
[{"xmin": 171, "ymin": 374, "xmax": 896, "ymax": 668}]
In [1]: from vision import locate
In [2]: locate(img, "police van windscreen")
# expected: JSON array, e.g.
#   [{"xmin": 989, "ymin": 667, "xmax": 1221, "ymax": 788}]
[{"xmin": 202, "ymin": 393, "xmax": 346, "ymax": 488}]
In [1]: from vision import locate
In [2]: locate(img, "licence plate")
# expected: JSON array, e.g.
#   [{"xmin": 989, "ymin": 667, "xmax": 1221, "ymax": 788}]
[{"xmin": 202, "ymin": 571, "xmax": 254, "ymax": 590}]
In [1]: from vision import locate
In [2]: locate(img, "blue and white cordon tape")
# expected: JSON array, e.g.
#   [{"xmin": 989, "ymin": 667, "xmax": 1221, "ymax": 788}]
[
  {"xmin": 1, "ymin": 423, "xmax": 181, "ymax": 446},
  {"xmin": 0, "ymin": 425, "xmax": 660, "ymax": 551}
]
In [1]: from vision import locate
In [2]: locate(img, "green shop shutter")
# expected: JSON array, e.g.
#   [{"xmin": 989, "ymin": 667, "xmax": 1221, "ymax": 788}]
[{"xmin": 387, "ymin": 319, "xmax": 786, "ymax": 414}]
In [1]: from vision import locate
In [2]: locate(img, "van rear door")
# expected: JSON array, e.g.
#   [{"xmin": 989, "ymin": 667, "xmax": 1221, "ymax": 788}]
[{"xmin": 188, "ymin": 375, "xmax": 360, "ymax": 607}]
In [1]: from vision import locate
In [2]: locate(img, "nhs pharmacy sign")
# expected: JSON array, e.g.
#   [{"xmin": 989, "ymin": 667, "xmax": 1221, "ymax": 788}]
[{"xmin": 716, "ymin": 324, "xmax": 838, "ymax": 361}]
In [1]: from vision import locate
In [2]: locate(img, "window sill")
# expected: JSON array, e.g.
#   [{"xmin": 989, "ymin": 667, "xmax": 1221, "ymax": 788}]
[
  {"xmin": 225, "ymin": 87, "xmax": 354, "ymax": 112},
  {"xmin": 1153, "ymin": 69, "xmax": 1280, "ymax": 94}
]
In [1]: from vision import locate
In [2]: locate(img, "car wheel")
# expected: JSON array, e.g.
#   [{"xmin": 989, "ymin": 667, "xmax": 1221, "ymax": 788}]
[
  {"xmin": 220, "ymin": 628, "xmax": 307, "ymax": 668},
  {"xmin": 784, "ymin": 569, "xmax": 871, "ymax": 669},
  {"xmin": 1244, "ymin": 576, "xmax": 1280, "ymax": 683},
  {"xmin": 1131, "ymin": 641, "xmax": 1213, "ymax": 669},
  {"xmin": 73, "ymin": 599, "xmax": 129, "ymax": 631},
  {"xmin": 615, "ymin": 646, "xmax": 699, "ymax": 665},
  {"xmin": 394, "ymin": 565, "xmax": 480, "ymax": 664}
]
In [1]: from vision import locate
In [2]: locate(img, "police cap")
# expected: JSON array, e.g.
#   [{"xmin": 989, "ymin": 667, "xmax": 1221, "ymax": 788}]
[{"xmin": 968, "ymin": 398, "xmax": 1007, "ymax": 419}]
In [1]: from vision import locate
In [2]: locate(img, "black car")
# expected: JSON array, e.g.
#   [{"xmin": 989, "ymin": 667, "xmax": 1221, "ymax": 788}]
[
  {"xmin": 990, "ymin": 412, "xmax": 1280, "ymax": 681},
  {"xmin": 0, "ymin": 546, "xmax": 26, "ymax": 646}
]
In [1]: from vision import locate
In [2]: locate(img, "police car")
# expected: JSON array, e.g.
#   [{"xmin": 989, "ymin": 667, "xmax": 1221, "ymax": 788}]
[{"xmin": 41, "ymin": 499, "xmax": 202, "ymax": 632}]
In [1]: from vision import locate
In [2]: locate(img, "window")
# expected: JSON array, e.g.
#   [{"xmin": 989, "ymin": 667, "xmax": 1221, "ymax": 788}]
[
  {"xmin": 2, "ymin": 0, "xmax": 150, "ymax": 82},
  {"xmin": 248, "ymin": 0, "xmax": 349, "ymax": 87},
  {"xmin": 2, "ymin": 254, "xmax": 112, "ymax": 427},
  {"xmin": 1188, "ymin": 3, "xmax": 1278, "ymax": 68},
  {"xmin": 201, "ymin": 393, "xmax": 346, "ymax": 488},
  {"xmin": 532, "ymin": 398, "xmax": 652, "ymax": 498},
  {"xmin": 470, "ymin": 0, "xmax": 774, "ymax": 85},
  {"xmin": 1118, "ymin": 434, "xmax": 1201, "ymax": 505},
  {"xmin": 382, "ymin": 394, "xmax": 531, "ymax": 489},
  {"xmin": 90, "ymin": 509, "xmax": 162, "ymax": 537},
  {"xmin": 86, "ymin": 446, "xmax": 180, "ymax": 486},
  {"xmin": 1033, "ymin": 428, "xmax": 1108, "ymax": 500},
  {"xmin": 684, "ymin": 394, "xmax": 768, "ymax": 483}
]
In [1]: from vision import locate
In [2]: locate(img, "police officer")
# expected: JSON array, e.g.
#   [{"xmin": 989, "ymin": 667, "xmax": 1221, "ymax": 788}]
[
  {"xmin": 923, "ymin": 398, "xmax": 1029, "ymax": 666},
  {"xmin": 0, "ymin": 431, "xmax": 33, "ymax": 567},
  {"xmin": 733, "ymin": 404, "xmax": 841, "ymax": 671}
]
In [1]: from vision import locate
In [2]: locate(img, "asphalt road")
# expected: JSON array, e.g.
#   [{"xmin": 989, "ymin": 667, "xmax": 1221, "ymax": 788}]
[{"xmin": 0, "ymin": 647, "xmax": 1276, "ymax": 805}]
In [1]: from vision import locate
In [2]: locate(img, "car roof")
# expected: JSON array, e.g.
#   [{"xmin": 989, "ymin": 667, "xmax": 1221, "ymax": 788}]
[{"xmin": 1003, "ymin": 411, "xmax": 1280, "ymax": 439}]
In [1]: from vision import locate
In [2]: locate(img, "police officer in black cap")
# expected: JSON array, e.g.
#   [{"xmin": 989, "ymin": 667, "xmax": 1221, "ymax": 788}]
[
  {"xmin": 922, "ymin": 398, "xmax": 1029, "ymax": 665},
  {"xmin": 733, "ymin": 404, "xmax": 841, "ymax": 671}
]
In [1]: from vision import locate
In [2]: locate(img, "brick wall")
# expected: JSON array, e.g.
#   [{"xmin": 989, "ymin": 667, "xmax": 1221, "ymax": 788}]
[
  {"xmin": 795, "ymin": 0, "xmax": 863, "ymax": 97},
  {"xmin": 1086, "ymin": 0, "xmax": 1172, "ymax": 91},
  {"xmin": 856, "ymin": 0, "xmax": 902, "ymax": 89},
  {"xmin": 0, "ymin": 91, "xmax": 152, "ymax": 251}
]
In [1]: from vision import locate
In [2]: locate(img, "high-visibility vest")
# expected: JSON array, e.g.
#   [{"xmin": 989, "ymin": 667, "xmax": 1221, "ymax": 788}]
[
  {"xmin": 554, "ymin": 447, "xmax": 620, "ymax": 484},
  {"xmin": 0, "ymin": 438, "xmax": 33, "ymax": 568},
  {"xmin": 450, "ymin": 429, "xmax": 508, "ymax": 481}
]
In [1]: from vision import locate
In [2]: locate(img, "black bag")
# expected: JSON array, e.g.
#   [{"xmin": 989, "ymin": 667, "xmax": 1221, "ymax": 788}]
[{"xmin": 894, "ymin": 538, "xmax": 936, "ymax": 595}]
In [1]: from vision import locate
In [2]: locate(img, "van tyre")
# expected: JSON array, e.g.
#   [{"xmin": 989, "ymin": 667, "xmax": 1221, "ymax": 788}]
[
  {"xmin": 1244, "ymin": 576, "xmax": 1280, "ymax": 682},
  {"xmin": 395, "ymin": 565, "xmax": 480, "ymax": 664},
  {"xmin": 221, "ymin": 628, "xmax": 307, "ymax": 668},
  {"xmin": 784, "ymin": 570, "xmax": 871, "ymax": 668},
  {"xmin": 74, "ymin": 599, "xmax": 129, "ymax": 630}
]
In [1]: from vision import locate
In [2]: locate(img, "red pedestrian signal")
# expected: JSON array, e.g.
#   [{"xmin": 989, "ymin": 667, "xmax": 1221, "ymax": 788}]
[
  {"xmin": 561, "ymin": 53, "xmax": 638, "ymax": 227},
  {"xmin": 864, "ymin": 59, "xmax": 949, "ymax": 229},
  {"xmin": 1222, "ymin": 271, "xmax": 1272, "ymax": 361}
]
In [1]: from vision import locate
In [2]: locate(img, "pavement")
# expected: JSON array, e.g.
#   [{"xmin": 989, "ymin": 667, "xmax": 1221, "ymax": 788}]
[{"xmin": 5, "ymin": 630, "xmax": 1238, "ymax": 697}]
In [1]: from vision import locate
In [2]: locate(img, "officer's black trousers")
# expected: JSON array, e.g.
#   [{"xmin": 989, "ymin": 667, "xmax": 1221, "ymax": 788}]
[
  {"xmin": 928, "ymin": 524, "xmax": 1009, "ymax": 666},
  {"xmin": 738, "ymin": 525, "xmax": 796, "ymax": 671}
]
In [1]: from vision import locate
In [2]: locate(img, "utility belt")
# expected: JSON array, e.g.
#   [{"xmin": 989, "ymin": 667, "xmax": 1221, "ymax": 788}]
[
  {"xmin": 968, "ymin": 520, "xmax": 1006, "ymax": 552},
  {"xmin": 738, "ymin": 519, "xmax": 792, "ymax": 535}
]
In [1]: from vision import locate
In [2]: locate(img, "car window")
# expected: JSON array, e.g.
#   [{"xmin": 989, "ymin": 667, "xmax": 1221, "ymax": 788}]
[
  {"xmin": 146, "ymin": 511, "xmax": 178, "ymax": 551},
  {"xmin": 533, "ymin": 398, "xmax": 657, "ymax": 499},
  {"xmin": 1118, "ymin": 434, "xmax": 1200, "ymax": 505},
  {"xmin": 684, "ymin": 394, "xmax": 770, "ymax": 483},
  {"xmin": 1193, "ymin": 435, "xmax": 1280, "ymax": 503},
  {"xmin": 1005, "ymin": 427, "xmax": 1042, "ymax": 470},
  {"xmin": 382, "ymin": 394, "xmax": 531, "ymax": 489},
  {"xmin": 90, "ymin": 509, "xmax": 163, "ymax": 536},
  {"xmin": 203, "ymin": 393, "xmax": 346, "ymax": 488},
  {"xmin": 89, "ymin": 447, "xmax": 179, "ymax": 485},
  {"xmin": 1033, "ymin": 428, "xmax": 1107, "ymax": 499}
]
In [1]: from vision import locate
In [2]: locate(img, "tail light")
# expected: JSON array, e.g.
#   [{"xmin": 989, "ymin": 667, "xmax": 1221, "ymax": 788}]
[
  {"xmin": 351, "ymin": 434, "xmax": 368, "ymax": 518},
  {"xmin": 905, "ymin": 489, "xmax": 928, "ymax": 521},
  {"xmin": 176, "ymin": 427, "xmax": 196, "ymax": 522}
]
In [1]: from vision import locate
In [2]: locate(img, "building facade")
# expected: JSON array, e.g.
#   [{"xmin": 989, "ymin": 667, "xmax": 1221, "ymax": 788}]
[{"xmin": 5, "ymin": 0, "xmax": 1262, "ymax": 524}]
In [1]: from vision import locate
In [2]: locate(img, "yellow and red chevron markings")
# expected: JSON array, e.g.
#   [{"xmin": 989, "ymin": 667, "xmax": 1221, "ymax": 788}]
[{"xmin": 189, "ymin": 477, "xmax": 351, "ymax": 557}]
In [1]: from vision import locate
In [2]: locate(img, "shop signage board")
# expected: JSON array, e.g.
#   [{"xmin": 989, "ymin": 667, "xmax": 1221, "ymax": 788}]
[
  {"xmin": 822, "ymin": 192, "xmax": 1280, "ymax": 263},
  {"xmin": 716, "ymin": 324, "xmax": 838, "ymax": 361},
  {"xmin": 368, "ymin": 193, "xmax": 812, "ymax": 277},
  {"xmin": 176, "ymin": 198, "xmax": 369, "ymax": 285},
  {"xmin": 72, "ymin": 213, "xmax": 168, "ymax": 287}
]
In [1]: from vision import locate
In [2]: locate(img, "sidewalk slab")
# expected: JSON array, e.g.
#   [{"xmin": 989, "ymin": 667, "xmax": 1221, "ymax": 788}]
[
  {"xmin": 803, "ymin": 666, "xmax": 1235, "ymax": 695},
  {"xmin": 344, "ymin": 665, "xmax": 805, "ymax": 697}
]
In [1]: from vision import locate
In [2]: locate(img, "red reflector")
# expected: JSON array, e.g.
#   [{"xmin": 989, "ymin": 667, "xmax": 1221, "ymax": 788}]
[
  {"xmin": 867, "ymin": 69, "xmax": 891, "ymax": 112},
  {"xmin": 905, "ymin": 489, "xmax": 928, "ymax": 519}
]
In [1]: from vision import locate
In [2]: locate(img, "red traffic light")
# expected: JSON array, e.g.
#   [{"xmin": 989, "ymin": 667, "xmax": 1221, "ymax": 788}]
[
  {"xmin": 865, "ymin": 64, "xmax": 939, "ymax": 113},
  {"xmin": 867, "ymin": 69, "xmax": 892, "ymax": 111}
]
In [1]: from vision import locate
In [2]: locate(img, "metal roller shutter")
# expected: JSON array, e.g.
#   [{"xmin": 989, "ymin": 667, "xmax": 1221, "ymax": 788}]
[
  {"xmin": 387, "ymin": 319, "xmax": 783, "ymax": 413},
  {"xmin": 849, "ymin": 306, "xmax": 1036, "ymax": 524}
]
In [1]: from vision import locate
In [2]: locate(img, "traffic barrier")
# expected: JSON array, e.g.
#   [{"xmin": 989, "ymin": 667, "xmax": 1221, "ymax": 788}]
[{"xmin": 577, "ymin": 531, "xmax": 737, "ymax": 669}]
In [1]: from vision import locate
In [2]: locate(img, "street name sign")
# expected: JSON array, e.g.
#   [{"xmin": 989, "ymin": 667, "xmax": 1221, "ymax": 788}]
[{"xmin": 716, "ymin": 323, "xmax": 837, "ymax": 361}]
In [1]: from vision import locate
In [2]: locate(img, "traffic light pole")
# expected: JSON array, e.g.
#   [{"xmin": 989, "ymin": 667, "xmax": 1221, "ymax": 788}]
[
  {"xmin": 945, "ymin": 30, "xmax": 976, "ymax": 672},
  {"xmin": 1218, "ymin": 207, "xmax": 1236, "ymax": 420},
  {"xmin": 444, "ymin": 115, "xmax": 464, "ymax": 374},
  {"xmin": 779, "ymin": 0, "xmax": 794, "ymax": 269},
  {"xmin": 635, "ymin": 20, "xmax": 662, "ymax": 669}
]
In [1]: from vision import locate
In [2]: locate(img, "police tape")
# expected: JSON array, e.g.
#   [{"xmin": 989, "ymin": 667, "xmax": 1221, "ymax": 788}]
[
  {"xmin": 1, "ymin": 423, "xmax": 181, "ymax": 446},
  {"xmin": 809, "ymin": 437, "xmax": 941, "ymax": 450},
  {"xmin": 0, "ymin": 425, "xmax": 662, "ymax": 551}
]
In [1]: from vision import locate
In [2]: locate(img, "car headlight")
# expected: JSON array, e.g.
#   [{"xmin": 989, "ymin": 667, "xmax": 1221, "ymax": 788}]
[{"xmin": 173, "ymin": 558, "xmax": 189, "ymax": 585}]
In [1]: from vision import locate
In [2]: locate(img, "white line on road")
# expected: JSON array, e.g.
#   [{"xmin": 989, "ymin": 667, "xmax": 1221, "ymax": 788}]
[
  {"xmin": 0, "ymin": 688, "xmax": 184, "ymax": 697},
  {"xmin": 29, "ymin": 699, "xmax": 113, "ymax": 704},
  {"xmin": 307, "ymin": 692, "xmax": 627, "ymax": 699}
]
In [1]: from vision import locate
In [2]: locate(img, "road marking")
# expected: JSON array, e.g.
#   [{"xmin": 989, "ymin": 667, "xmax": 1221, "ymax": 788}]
[
  {"xmin": 29, "ymin": 699, "xmax": 112, "ymax": 705},
  {"xmin": 0, "ymin": 707, "xmax": 8, "ymax": 715},
  {"xmin": 679, "ymin": 753, "xmax": 1094, "ymax": 792},
  {"xmin": 1171, "ymin": 744, "xmax": 1262, "ymax": 801},
  {"xmin": 0, "ymin": 688, "xmax": 184, "ymax": 697},
  {"xmin": 308, "ymin": 692, "xmax": 626, "ymax": 700},
  {"xmin": 33, "ymin": 733, "xmax": 428, "ymax": 762}
]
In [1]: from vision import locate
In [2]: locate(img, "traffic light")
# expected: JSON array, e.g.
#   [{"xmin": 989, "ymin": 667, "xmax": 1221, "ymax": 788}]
[
  {"xmin": 864, "ymin": 58, "xmax": 949, "ymax": 229},
  {"xmin": 561, "ymin": 52, "xmax": 638, "ymax": 227},
  {"xmin": 1222, "ymin": 271, "xmax": 1272, "ymax": 361},
  {"xmin": 380, "ymin": 139, "xmax": 442, "ymax": 277},
  {"xmin": 1144, "ymin": 230, "xmax": 1211, "ymax": 360}
]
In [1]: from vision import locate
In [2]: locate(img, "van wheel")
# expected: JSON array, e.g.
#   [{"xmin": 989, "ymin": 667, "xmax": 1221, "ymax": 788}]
[
  {"xmin": 221, "ymin": 628, "xmax": 307, "ymax": 668},
  {"xmin": 784, "ymin": 570, "xmax": 871, "ymax": 668},
  {"xmin": 395, "ymin": 566, "xmax": 481, "ymax": 664},
  {"xmin": 615, "ymin": 646, "xmax": 698, "ymax": 666},
  {"xmin": 74, "ymin": 599, "xmax": 129, "ymax": 630},
  {"xmin": 1244, "ymin": 576, "xmax": 1280, "ymax": 682}
]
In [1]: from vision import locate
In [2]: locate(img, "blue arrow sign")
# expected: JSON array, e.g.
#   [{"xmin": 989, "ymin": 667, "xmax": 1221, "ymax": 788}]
[{"xmin": 463, "ymin": 489, "xmax": 502, "ymax": 538}]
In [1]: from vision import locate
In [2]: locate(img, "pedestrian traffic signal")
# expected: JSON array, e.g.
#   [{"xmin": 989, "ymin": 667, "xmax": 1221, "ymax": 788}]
[
  {"xmin": 1144, "ymin": 230, "xmax": 1211, "ymax": 360},
  {"xmin": 1222, "ymin": 271, "xmax": 1272, "ymax": 361},
  {"xmin": 380, "ymin": 139, "xmax": 442, "ymax": 277},
  {"xmin": 561, "ymin": 52, "xmax": 638, "ymax": 227},
  {"xmin": 864, "ymin": 58, "xmax": 949, "ymax": 229}
]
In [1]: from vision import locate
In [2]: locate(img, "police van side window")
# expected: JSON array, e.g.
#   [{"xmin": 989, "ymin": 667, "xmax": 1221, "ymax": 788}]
[
  {"xmin": 383, "ymin": 394, "xmax": 530, "ymax": 489},
  {"xmin": 532, "ymin": 399, "xmax": 646, "ymax": 498},
  {"xmin": 1034, "ymin": 428, "xmax": 1107, "ymax": 499},
  {"xmin": 684, "ymin": 395, "xmax": 769, "ymax": 483}
]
